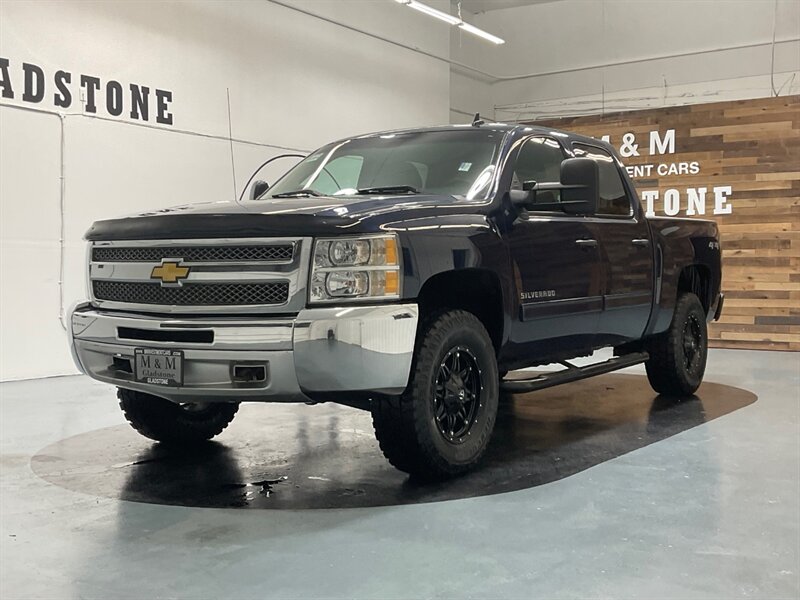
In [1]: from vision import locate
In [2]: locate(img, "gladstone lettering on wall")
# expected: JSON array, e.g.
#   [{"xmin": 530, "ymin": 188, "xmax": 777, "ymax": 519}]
[{"xmin": 0, "ymin": 58, "xmax": 174, "ymax": 125}]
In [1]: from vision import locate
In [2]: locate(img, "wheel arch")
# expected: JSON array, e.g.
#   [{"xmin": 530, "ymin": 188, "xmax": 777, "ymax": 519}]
[
  {"xmin": 678, "ymin": 263, "xmax": 712, "ymax": 313},
  {"xmin": 415, "ymin": 268, "xmax": 506, "ymax": 354}
]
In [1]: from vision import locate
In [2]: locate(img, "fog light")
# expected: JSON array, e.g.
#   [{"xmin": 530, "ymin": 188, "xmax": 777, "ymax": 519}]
[{"xmin": 232, "ymin": 364, "xmax": 267, "ymax": 383}]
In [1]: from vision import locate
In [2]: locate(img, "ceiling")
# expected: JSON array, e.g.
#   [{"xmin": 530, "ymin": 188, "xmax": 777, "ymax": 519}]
[{"xmin": 452, "ymin": 0, "xmax": 562, "ymax": 15}]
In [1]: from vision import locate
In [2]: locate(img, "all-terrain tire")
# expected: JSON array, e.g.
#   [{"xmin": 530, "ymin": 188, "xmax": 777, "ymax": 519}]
[
  {"xmin": 645, "ymin": 292, "xmax": 708, "ymax": 396},
  {"xmin": 372, "ymin": 310, "xmax": 499, "ymax": 480},
  {"xmin": 118, "ymin": 388, "xmax": 239, "ymax": 443}
]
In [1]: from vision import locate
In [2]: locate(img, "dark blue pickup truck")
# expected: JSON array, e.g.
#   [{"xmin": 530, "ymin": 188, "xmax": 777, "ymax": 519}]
[{"xmin": 69, "ymin": 121, "xmax": 723, "ymax": 479}]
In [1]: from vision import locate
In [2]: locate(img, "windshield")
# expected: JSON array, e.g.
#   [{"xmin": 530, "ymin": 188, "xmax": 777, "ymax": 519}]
[{"xmin": 263, "ymin": 130, "xmax": 503, "ymax": 200}]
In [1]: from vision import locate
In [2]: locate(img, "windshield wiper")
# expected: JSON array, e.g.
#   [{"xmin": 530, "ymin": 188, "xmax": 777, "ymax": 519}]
[
  {"xmin": 357, "ymin": 185, "xmax": 418, "ymax": 195},
  {"xmin": 271, "ymin": 189, "xmax": 324, "ymax": 198}
]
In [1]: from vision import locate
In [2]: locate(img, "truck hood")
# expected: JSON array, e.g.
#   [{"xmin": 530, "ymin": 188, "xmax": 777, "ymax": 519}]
[{"xmin": 85, "ymin": 194, "xmax": 485, "ymax": 241}]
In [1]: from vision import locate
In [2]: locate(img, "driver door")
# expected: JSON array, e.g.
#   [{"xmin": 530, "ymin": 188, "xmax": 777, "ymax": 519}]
[{"xmin": 506, "ymin": 137, "xmax": 602, "ymax": 361}]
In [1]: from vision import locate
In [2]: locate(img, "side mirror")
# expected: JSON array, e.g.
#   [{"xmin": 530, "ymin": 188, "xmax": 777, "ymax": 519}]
[
  {"xmin": 560, "ymin": 158, "xmax": 598, "ymax": 215},
  {"xmin": 250, "ymin": 180, "xmax": 270, "ymax": 200},
  {"xmin": 508, "ymin": 180, "xmax": 537, "ymax": 209}
]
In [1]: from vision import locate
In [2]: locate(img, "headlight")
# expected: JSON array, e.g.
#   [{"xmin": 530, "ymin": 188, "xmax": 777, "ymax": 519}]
[
  {"xmin": 310, "ymin": 234, "xmax": 401, "ymax": 303},
  {"xmin": 327, "ymin": 239, "xmax": 370, "ymax": 266}
]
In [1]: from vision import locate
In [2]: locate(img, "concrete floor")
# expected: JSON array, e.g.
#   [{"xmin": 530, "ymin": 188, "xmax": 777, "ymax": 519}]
[{"xmin": 1, "ymin": 349, "xmax": 798, "ymax": 599}]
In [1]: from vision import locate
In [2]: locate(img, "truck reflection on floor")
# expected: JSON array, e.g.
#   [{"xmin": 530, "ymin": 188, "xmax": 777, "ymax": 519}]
[{"xmin": 30, "ymin": 374, "xmax": 755, "ymax": 510}]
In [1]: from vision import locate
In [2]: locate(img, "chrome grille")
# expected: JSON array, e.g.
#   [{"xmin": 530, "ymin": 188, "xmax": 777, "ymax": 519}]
[
  {"xmin": 93, "ymin": 281, "xmax": 290, "ymax": 306},
  {"xmin": 89, "ymin": 238, "xmax": 310, "ymax": 314},
  {"xmin": 92, "ymin": 244, "xmax": 294, "ymax": 263}
]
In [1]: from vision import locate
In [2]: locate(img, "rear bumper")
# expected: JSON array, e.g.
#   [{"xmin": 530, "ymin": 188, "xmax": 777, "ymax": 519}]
[{"xmin": 69, "ymin": 302, "xmax": 418, "ymax": 403}]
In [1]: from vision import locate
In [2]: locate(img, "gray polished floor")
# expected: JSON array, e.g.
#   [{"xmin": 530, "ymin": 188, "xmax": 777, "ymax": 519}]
[{"xmin": 1, "ymin": 349, "xmax": 798, "ymax": 599}]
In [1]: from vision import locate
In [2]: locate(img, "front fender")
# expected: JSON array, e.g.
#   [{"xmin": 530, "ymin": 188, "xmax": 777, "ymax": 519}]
[
  {"xmin": 385, "ymin": 213, "xmax": 515, "ymax": 336},
  {"xmin": 387, "ymin": 214, "xmax": 509, "ymax": 291}
]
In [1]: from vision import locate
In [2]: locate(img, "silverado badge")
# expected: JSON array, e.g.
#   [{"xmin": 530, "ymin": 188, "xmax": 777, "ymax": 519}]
[{"xmin": 151, "ymin": 260, "xmax": 190, "ymax": 285}]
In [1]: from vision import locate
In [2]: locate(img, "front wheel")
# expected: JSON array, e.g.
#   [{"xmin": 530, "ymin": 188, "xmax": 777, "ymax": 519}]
[
  {"xmin": 372, "ymin": 310, "xmax": 499, "ymax": 480},
  {"xmin": 645, "ymin": 292, "xmax": 708, "ymax": 396},
  {"xmin": 118, "ymin": 388, "xmax": 239, "ymax": 443}
]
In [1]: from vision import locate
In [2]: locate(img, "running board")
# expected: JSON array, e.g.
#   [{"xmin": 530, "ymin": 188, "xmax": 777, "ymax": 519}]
[{"xmin": 500, "ymin": 352, "xmax": 649, "ymax": 394}]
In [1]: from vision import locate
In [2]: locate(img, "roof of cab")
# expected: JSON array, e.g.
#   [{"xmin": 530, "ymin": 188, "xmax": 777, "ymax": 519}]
[{"xmin": 351, "ymin": 122, "xmax": 609, "ymax": 151}]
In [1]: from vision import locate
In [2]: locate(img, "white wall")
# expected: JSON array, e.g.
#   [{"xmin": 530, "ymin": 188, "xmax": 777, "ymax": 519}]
[
  {"xmin": 449, "ymin": 70, "xmax": 493, "ymax": 124},
  {"xmin": 0, "ymin": 0, "xmax": 452, "ymax": 380},
  {"xmin": 450, "ymin": 0, "xmax": 800, "ymax": 121}
]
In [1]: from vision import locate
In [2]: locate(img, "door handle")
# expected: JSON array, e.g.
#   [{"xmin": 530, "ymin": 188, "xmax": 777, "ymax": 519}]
[
  {"xmin": 575, "ymin": 239, "xmax": 598, "ymax": 249},
  {"xmin": 632, "ymin": 238, "xmax": 650, "ymax": 247}
]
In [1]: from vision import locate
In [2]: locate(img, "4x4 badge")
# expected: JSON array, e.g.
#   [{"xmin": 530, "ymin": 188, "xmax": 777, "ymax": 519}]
[{"xmin": 151, "ymin": 260, "xmax": 190, "ymax": 285}]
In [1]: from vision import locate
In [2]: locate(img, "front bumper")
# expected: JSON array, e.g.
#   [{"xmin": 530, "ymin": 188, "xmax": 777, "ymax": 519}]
[{"xmin": 69, "ymin": 302, "xmax": 418, "ymax": 403}]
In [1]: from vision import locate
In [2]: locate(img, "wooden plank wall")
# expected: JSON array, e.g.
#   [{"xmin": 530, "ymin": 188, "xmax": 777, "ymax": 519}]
[{"xmin": 528, "ymin": 95, "xmax": 799, "ymax": 351}]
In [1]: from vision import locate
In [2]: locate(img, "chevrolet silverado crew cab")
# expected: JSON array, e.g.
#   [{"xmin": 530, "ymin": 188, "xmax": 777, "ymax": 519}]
[{"xmin": 69, "ymin": 121, "xmax": 723, "ymax": 480}]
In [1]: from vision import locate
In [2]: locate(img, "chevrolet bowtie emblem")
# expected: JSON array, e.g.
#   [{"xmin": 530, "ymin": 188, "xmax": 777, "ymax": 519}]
[{"xmin": 151, "ymin": 260, "xmax": 191, "ymax": 285}]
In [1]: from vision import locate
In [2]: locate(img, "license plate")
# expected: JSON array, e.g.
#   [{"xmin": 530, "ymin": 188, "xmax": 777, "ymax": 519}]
[{"xmin": 134, "ymin": 348, "xmax": 184, "ymax": 387}]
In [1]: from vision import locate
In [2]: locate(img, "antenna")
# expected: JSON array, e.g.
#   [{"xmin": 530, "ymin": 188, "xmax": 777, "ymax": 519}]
[
  {"xmin": 472, "ymin": 112, "xmax": 485, "ymax": 127},
  {"xmin": 226, "ymin": 88, "xmax": 238, "ymax": 202}
]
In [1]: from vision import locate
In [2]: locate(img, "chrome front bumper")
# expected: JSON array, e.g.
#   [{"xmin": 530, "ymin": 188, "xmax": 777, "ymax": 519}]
[{"xmin": 69, "ymin": 302, "xmax": 419, "ymax": 403}]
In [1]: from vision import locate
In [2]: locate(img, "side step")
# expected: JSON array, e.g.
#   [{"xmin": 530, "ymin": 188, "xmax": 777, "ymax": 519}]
[{"xmin": 500, "ymin": 352, "xmax": 649, "ymax": 394}]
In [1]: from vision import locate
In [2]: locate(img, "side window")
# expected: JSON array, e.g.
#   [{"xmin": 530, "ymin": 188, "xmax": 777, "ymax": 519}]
[
  {"xmin": 572, "ymin": 143, "xmax": 631, "ymax": 216},
  {"xmin": 513, "ymin": 137, "xmax": 565, "ymax": 207}
]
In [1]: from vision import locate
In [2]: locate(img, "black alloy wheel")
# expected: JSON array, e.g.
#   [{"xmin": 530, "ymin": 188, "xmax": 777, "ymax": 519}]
[
  {"xmin": 682, "ymin": 314, "xmax": 704, "ymax": 375},
  {"xmin": 433, "ymin": 346, "xmax": 483, "ymax": 443}
]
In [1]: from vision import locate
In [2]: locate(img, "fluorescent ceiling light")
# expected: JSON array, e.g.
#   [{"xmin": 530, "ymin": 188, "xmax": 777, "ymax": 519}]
[
  {"xmin": 457, "ymin": 21, "xmax": 505, "ymax": 45},
  {"xmin": 394, "ymin": 0, "xmax": 504, "ymax": 44},
  {"xmin": 409, "ymin": 2, "xmax": 461, "ymax": 26},
  {"xmin": 396, "ymin": 0, "xmax": 461, "ymax": 25}
]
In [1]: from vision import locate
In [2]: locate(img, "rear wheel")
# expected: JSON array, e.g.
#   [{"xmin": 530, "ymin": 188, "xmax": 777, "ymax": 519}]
[
  {"xmin": 645, "ymin": 292, "xmax": 708, "ymax": 396},
  {"xmin": 372, "ymin": 310, "xmax": 499, "ymax": 480},
  {"xmin": 118, "ymin": 388, "xmax": 239, "ymax": 443}
]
